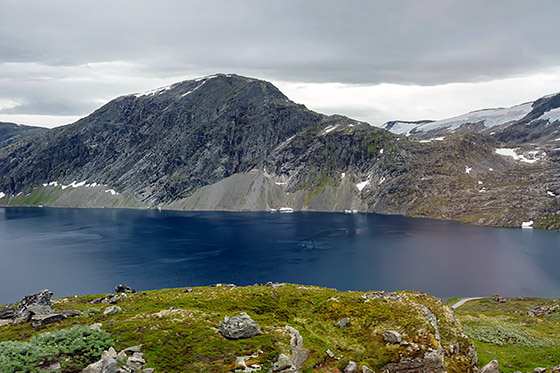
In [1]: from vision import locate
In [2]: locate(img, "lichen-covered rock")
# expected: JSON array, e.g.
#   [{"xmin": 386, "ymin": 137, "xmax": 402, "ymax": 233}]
[
  {"xmin": 16, "ymin": 289, "xmax": 53, "ymax": 319},
  {"xmin": 334, "ymin": 317, "xmax": 350, "ymax": 328},
  {"xmin": 479, "ymin": 359, "xmax": 499, "ymax": 373},
  {"xmin": 219, "ymin": 312, "xmax": 261, "ymax": 339},
  {"xmin": 103, "ymin": 306, "xmax": 122, "ymax": 315},
  {"xmin": 344, "ymin": 361, "xmax": 358, "ymax": 373},
  {"xmin": 31, "ymin": 313, "xmax": 67, "ymax": 328},
  {"xmin": 382, "ymin": 350, "xmax": 445, "ymax": 373},
  {"xmin": 383, "ymin": 330, "xmax": 402, "ymax": 344}
]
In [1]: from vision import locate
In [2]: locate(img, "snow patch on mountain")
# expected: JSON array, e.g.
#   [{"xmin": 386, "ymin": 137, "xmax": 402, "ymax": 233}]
[{"xmin": 540, "ymin": 107, "xmax": 560, "ymax": 122}]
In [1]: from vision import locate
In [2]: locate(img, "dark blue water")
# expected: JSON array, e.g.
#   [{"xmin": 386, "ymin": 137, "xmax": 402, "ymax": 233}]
[{"xmin": 0, "ymin": 207, "xmax": 559, "ymax": 304}]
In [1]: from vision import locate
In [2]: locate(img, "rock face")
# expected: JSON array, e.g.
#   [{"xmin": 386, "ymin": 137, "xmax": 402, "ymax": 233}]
[
  {"xmin": 17, "ymin": 289, "xmax": 53, "ymax": 319},
  {"xmin": 0, "ymin": 304, "xmax": 15, "ymax": 319},
  {"xmin": 219, "ymin": 312, "xmax": 261, "ymax": 339}
]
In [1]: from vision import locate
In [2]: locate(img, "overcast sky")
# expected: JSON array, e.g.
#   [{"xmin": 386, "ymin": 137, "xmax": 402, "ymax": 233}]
[{"xmin": 1, "ymin": 0, "xmax": 560, "ymax": 128}]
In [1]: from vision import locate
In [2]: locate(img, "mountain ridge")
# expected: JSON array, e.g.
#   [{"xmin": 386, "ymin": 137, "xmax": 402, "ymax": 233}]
[{"xmin": 0, "ymin": 74, "xmax": 558, "ymax": 230}]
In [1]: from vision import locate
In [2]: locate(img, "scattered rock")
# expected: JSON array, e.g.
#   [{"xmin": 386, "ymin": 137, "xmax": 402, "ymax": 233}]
[
  {"xmin": 0, "ymin": 304, "xmax": 15, "ymax": 319},
  {"xmin": 361, "ymin": 365, "xmax": 374, "ymax": 373},
  {"xmin": 82, "ymin": 345, "xmax": 151, "ymax": 373},
  {"xmin": 265, "ymin": 281, "xmax": 284, "ymax": 289},
  {"xmin": 219, "ymin": 312, "xmax": 261, "ymax": 339},
  {"xmin": 103, "ymin": 306, "xmax": 122, "ymax": 315},
  {"xmin": 382, "ymin": 350, "xmax": 445, "ymax": 373},
  {"xmin": 0, "ymin": 319, "xmax": 12, "ymax": 327},
  {"xmin": 361, "ymin": 291, "xmax": 402, "ymax": 301},
  {"xmin": 61, "ymin": 309, "xmax": 84, "ymax": 317},
  {"xmin": 31, "ymin": 313, "xmax": 67, "ymax": 328},
  {"xmin": 383, "ymin": 330, "xmax": 402, "ymax": 344},
  {"xmin": 272, "ymin": 353, "xmax": 293, "ymax": 372},
  {"xmin": 479, "ymin": 359, "xmax": 499, "ymax": 373},
  {"xmin": 115, "ymin": 284, "xmax": 136, "ymax": 294},
  {"xmin": 89, "ymin": 323, "xmax": 103, "ymax": 331},
  {"xmin": 90, "ymin": 293, "xmax": 127, "ymax": 304},
  {"xmin": 326, "ymin": 349, "xmax": 336, "ymax": 359},
  {"xmin": 127, "ymin": 352, "xmax": 146, "ymax": 371},
  {"xmin": 492, "ymin": 294, "xmax": 507, "ymax": 303},
  {"xmin": 334, "ymin": 317, "xmax": 350, "ymax": 328},
  {"xmin": 467, "ymin": 345, "xmax": 478, "ymax": 368},
  {"xmin": 533, "ymin": 368, "xmax": 547, "ymax": 373},
  {"xmin": 45, "ymin": 362, "xmax": 61, "ymax": 371},
  {"xmin": 286, "ymin": 325, "xmax": 310, "ymax": 370},
  {"xmin": 527, "ymin": 304, "xmax": 559, "ymax": 317},
  {"xmin": 182, "ymin": 288, "xmax": 193, "ymax": 293},
  {"xmin": 122, "ymin": 345, "xmax": 143, "ymax": 354},
  {"xmin": 344, "ymin": 361, "xmax": 358, "ymax": 373}
]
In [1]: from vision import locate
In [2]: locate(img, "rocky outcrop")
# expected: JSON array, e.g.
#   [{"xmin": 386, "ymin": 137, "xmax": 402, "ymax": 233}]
[
  {"xmin": 91, "ymin": 293, "xmax": 127, "ymax": 304},
  {"xmin": 527, "ymin": 304, "xmax": 559, "ymax": 317},
  {"xmin": 115, "ymin": 284, "xmax": 136, "ymax": 293},
  {"xmin": 285, "ymin": 325, "xmax": 309, "ymax": 372},
  {"xmin": 82, "ymin": 346, "xmax": 153, "ymax": 373},
  {"xmin": 219, "ymin": 312, "xmax": 261, "ymax": 339},
  {"xmin": 16, "ymin": 289, "xmax": 54, "ymax": 320},
  {"xmin": 492, "ymin": 294, "xmax": 507, "ymax": 303},
  {"xmin": 103, "ymin": 306, "xmax": 122, "ymax": 315},
  {"xmin": 0, "ymin": 304, "xmax": 15, "ymax": 319},
  {"xmin": 382, "ymin": 350, "xmax": 445, "ymax": 373}
]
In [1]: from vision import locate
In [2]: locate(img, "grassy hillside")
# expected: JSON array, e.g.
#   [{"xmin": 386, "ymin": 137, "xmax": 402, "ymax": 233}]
[{"xmin": 0, "ymin": 285, "xmax": 476, "ymax": 372}]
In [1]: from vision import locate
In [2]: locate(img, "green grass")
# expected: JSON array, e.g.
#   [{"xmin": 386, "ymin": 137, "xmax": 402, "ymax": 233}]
[
  {"xmin": 454, "ymin": 297, "xmax": 560, "ymax": 372},
  {"xmin": 0, "ymin": 285, "xmax": 475, "ymax": 372}
]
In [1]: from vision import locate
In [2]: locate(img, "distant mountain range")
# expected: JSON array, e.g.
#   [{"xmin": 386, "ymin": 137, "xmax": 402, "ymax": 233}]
[
  {"xmin": 381, "ymin": 92, "xmax": 560, "ymax": 145},
  {"xmin": 0, "ymin": 74, "xmax": 558, "ymax": 230}
]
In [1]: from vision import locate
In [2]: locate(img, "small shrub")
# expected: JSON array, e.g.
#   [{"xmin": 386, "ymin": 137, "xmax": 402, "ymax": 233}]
[
  {"xmin": 0, "ymin": 325, "xmax": 112, "ymax": 372},
  {"xmin": 463, "ymin": 321, "xmax": 558, "ymax": 348}
]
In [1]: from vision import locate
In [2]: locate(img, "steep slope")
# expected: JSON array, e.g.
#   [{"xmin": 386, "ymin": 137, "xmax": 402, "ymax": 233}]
[
  {"xmin": 0, "ymin": 122, "xmax": 47, "ymax": 148},
  {"xmin": 0, "ymin": 74, "xmax": 360, "ymax": 206}
]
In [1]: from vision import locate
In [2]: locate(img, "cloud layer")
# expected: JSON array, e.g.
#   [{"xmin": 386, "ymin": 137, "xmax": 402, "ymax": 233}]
[{"xmin": 1, "ymin": 0, "xmax": 560, "ymax": 127}]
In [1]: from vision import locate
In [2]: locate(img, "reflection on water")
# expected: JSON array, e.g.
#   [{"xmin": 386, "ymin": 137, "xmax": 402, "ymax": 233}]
[{"xmin": 0, "ymin": 207, "xmax": 559, "ymax": 304}]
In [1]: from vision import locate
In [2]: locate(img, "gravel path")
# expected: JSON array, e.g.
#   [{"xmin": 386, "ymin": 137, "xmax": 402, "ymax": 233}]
[{"xmin": 451, "ymin": 297, "xmax": 484, "ymax": 309}]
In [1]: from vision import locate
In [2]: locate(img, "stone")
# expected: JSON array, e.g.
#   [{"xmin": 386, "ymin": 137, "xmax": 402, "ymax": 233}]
[
  {"xmin": 326, "ymin": 349, "xmax": 336, "ymax": 358},
  {"xmin": 266, "ymin": 281, "xmax": 285, "ymax": 289},
  {"xmin": 527, "ymin": 304, "xmax": 559, "ymax": 317},
  {"xmin": 219, "ymin": 312, "xmax": 261, "ymax": 339},
  {"xmin": 479, "ymin": 360, "xmax": 499, "ymax": 373},
  {"xmin": 286, "ymin": 325, "xmax": 310, "ymax": 370},
  {"xmin": 82, "ymin": 359, "xmax": 103, "ymax": 373},
  {"xmin": 143, "ymin": 369, "xmax": 155, "ymax": 373},
  {"xmin": 272, "ymin": 353, "xmax": 293, "ymax": 372},
  {"xmin": 46, "ymin": 361, "xmax": 61, "ymax": 371},
  {"xmin": 334, "ymin": 317, "xmax": 350, "ymax": 328},
  {"xmin": 0, "ymin": 319, "xmax": 11, "ymax": 327},
  {"xmin": 102, "ymin": 357, "xmax": 117, "ymax": 373},
  {"xmin": 182, "ymin": 288, "xmax": 193, "ymax": 293},
  {"xmin": 382, "ymin": 350, "xmax": 445, "ymax": 373},
  {"xmin": 90, "ymin": 323, "xmax": 103, "ymax": 331},
  {"xmin": 492, "ymin": 294, "xmax": 507, "ymax": 303},
  {"xmin": 344, "ymin": 361, "xmax": 358, "ymax": 373},
  {"xmin": 533, "ymin": 369, "xmax": 547, "ymax": 373},
  {"xmin": 103, "ymin": 306, "xmax": 122, "ymax": 315},
  {"xmin": 467, "ymin": 344, "xmax": 478, "ymax": 368},
  {"xmin": 383, "ymin": 330, "xmax": 402, "ymax": 344},
  {"xmin": 361, "ymin": 365, "xmax": 374, "ymax": 373},
  {"xmin": 0, "ymin": 304, "xmax": 15, "ymax": 319},
  {"xmin": 122, "ymin": 345, "xmax": 142, "ymax": 353},
  {"xmin": 31, "ymin": 313, "xmax": 67, "ymax": 328},
  {"xmin": 115, "ymin": 284, "xmax": 136, "ymax": 293},
  {"xmin": 61, "ymin": 309, "xmax": 84, "ymax": 317},
  {"xmin": 16, "ymin": 289, "xmax": 53, "ymax": 319},
  {"xmin": 361, "ymin": 291, "xmax": 402, "ymax": 301},
  {"xmin": 127, "ymin": 352, "xmax": 146, "ymax": 371},
  {"xmin": 116, "ymin": 350, "xmax": 127, "ymax": 363},
  {"xmin": 91, "ymin": 293, "xmax": 127, "ymax": 305}
]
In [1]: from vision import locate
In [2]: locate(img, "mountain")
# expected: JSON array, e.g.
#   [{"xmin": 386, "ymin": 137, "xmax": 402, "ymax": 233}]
[
  {"xmin": 0, "ymin": 74, "xmax": 559, "ymax": 230},
  {"xmin": 382, "ymin": 92, "xmax": 560, "ymax": 145},
  {"xmin": 0, "ymin": 121, "xmax": 47, "ymax": 148}
]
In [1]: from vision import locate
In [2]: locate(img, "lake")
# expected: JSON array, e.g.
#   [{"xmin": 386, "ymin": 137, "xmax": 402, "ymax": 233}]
[{"xmin": 0, "ymin": 207, "xmax": 559, "ymax": 304}]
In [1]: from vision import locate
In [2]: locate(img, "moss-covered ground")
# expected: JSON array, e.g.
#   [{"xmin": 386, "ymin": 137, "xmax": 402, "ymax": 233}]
[{"xmin": 0, "ymin": 285, "xmax": 475, "ymax": 372}]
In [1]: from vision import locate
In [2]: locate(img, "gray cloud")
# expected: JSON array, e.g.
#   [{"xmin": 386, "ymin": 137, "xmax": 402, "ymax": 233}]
[{"xmin": 1, "ymin": 0, "xmax": 560, "ymax": 121}]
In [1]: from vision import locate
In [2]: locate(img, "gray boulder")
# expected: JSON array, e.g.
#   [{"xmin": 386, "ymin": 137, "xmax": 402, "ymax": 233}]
[
  {"xmin": 16, "ymin": 289, "xmax": 53, "ymax": 319},
  {"xmin": 272, "ymin": 353, "xmax": 294, "ymax": 372},
  {"xmin": 334, "ymin": 317, "xmax": 350, "ymax": 328},
  {"xmin": 114, "ymin": 284, "xmax": 135, "ymax": 294},
  {"xmin": 383, "ymin": 330, "xmax": 402, "ymax": 344},
  {"xmin": 103, "ymin": 306, "xmax": 122, "ymax": 315},
  {"xmin": 91, "ymin": 293, "xmax": 127, "ymax": 305},
  {"xmin": 31, "ymin": 313, "xmax": 67, "ymax": 328},
  {"xmin": 286, "ymin": 325, "xmax": 310, "ymax": 370},
  {"xmin": 361, "ymin": 365, "xmax": 374, "ymax": 373},
  {"xmin": 382, "ymin": 350, "xmax": 445, "ymax": 373},
  {"xmin": 219, "ymin": 312, "xmax": 261, "ymax": 339},
  {"xmin": 479, "ymin": 360, "xmax": 499, "ymax": 373},
  {"xmin": 344, "ymin": 361, "xmax": 358, "ymax": 373}
]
